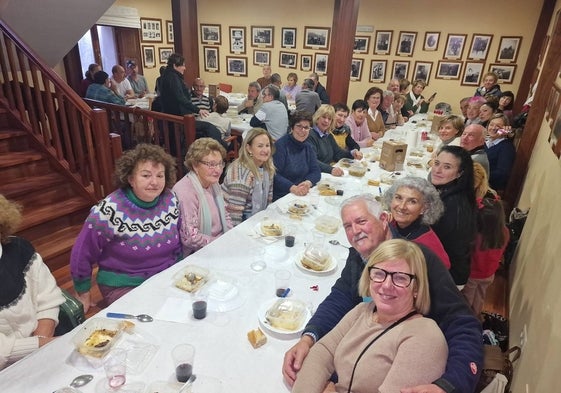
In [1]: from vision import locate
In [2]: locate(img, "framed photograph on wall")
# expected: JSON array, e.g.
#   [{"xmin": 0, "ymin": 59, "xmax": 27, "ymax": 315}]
[
  {"xmin": 279, "ymin": 52, "xmax": 297, "ymax": 68},
  {"xmin": 141, "ymin": 45, "xmax": 156, "ymax": 68},
  {"xmin": 140, "ymin": 18, "xmax": 163, "ymax": 43},
  {"xmin": 354, "ymin": 36, "xmax": 370, "ymax": 54},
  {"xmin": 200, "ymin": 24, "xmax": 221, "ymax": 45},
  {"xmin": 314, "ymin": 53, "xmax": 329, "ymax": 75},
  {"xmin": 304, "ymin": 26, "xmax": 331, "ymax": 50},
  {"xmin": 489, "ymin": 64, "xmax": 517, "ymax": 84},
  {"xmin": 229, "ymin": 26, "xmax": 246, "ymax": 54},
  {"xmin": 392, "ymin": 60, "xmax": 410, "ymax": 80},
  {"xmin": 435, "ymin": 60, "xmax": 462, "ymax": 80},
  {"xmin": 462, "ymin": 61, "xmax": 485, "ymax": 86},
  {"xmin": 350, "ymin": 58, "xmax": 363, "ymax": 81},
  {"xmin": 158, "ymin": 47, "xmax": 173, "ymax": 64},
  {"xmin": 166, "ymin": 20, "xmax": 174, "ymax": 44},
  {"xmin": 496, "ymin": 36, "xmax": 522, "ymax": 63},
  {"xmin": 203, "ymin": 46, "xmax": 219, "ymax": 72},
  {"xmin": 281, "ymin": 28, "xmax": 297, "ymax": 48},
  {"xmin": 251, "ymin": 26, "xmax": 274, "ymax": 48},
  {"xmin": 424, "ymin": 32, "xmax": 440, "ymax": 51},
  {"xmin": 443, "ymin": 34, "xmax": 467, "ymax": 59},
  {"xmin": 253, "ymin": 50, "xmax": 270, "ymax": 66},
  {"xmin": 301, "ymin": 55, "xmax": 312, "ymax": 71},
  {"xmin": 468, "ymin": 34, "xmax": 493, "ymax": 61},
  {"xmin": 396, "ymin": 31, "xmax": 417, "ymax": 56},
  {"xmin": 413, "ymin": 61, "xmax": 433, "ymax": 84},
  {"xmin": 374, "ymin": 30, "xmax": 392, "ymax": 55},
  {"xmin": 226, "ymin": 56, "xmax": 247, "ymax": 77},
  {"xmin": 370, "ymin": 60, "xmax": 387, "ymax": 83}
]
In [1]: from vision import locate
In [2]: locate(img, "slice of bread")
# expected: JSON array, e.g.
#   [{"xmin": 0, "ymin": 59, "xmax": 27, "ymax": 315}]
[{"xmin": 247, "ymin": 328, "xmax": 267, "ymax": 348}]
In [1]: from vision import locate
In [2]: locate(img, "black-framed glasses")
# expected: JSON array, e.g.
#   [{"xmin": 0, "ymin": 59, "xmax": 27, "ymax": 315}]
[
  {"xmin": 368, "ymin": 266, "xmax": 416, "ymax": 288},
  {"xmin": 199, "ymin": 160, "xmax": 225, "ymax": 169},
  {"xmin": 294, "ymin": 124, "xmax": 311, "ymax": 131}
]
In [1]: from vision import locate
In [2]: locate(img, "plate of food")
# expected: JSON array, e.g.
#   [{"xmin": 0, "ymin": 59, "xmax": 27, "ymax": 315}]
[
  {"xmin": 337, "ymin": 158, "xmax": 356, "ymax": 168},
  {"xmin": 254, "ymin": 219, "xmax": 284, "ymax": 237},
  {"xmin": 282, "ymin": 199, "xmax": 310, "ymax": 216},
  {"xmin": 258, "ymin": 298, "xmax": 311, "ymax": 335},
  {"xmin": 71, "ymin": 318, "xmax": 134, "ymax": 359},
  {"xmin": 316, "ymin": 182, "xmax": 340, "ymax": 196},
  {"xmin": 294, "ymin": 248, "xmax": 337, "ymax": 275},
  {"xmin": 173, "ymin": 265, "xmax": 210, "ymax": 293}
]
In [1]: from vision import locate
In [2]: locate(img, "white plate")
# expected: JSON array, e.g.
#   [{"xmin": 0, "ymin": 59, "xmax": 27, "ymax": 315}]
[
  {"xmin": 294, "ymin": 251, "xmax": 337, "ymax": 275},
  {"xmin": 253, "ymin": 221, "xmax": 284, "ymax": 237},
  {"xmin": 147, "ymin": 375, "xmax": 222, "ymax": 393},
  {"xmin": 257, "ymin": 298, "xmax": 311, "ymax": 335},
  {"xmin": 281, "ymin": 199, "xmax": 311, "ymax": 216},
  {"xmin": 95, "ymin": 380, "xmax": 145, "ymax": 393},
  {"xmin": 205, "ymin": 274, "xmax": 246, "ymax": 312}
]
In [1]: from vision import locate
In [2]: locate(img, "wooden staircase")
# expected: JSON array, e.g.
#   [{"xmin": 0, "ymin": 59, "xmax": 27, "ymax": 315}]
[{"xmin": 0, "ymin": 107, "xmax": 102, "ymax": 309}]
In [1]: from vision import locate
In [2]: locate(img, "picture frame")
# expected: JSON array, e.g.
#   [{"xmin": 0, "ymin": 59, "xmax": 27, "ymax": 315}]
[
  {"xmin": 396, "ymin": 31, "xmax": 417, "ymax": 57},
  {"xmin": 314, "ymin": 53, "xmax": 329, "ymax": 75},
  {"xmin": 140, "ymin": 18, "xmax": 163, "ymax": 43},
  {"xmin": 301, "ymin": 55, "xmax": 312, "ymax": 71},
  {"xmin": 489, "ymin": 63, "xmax": 517, "ymax": 84},
  {"xmin": 226, "ymin": 56, "xmax": 247, "ymax": 77},
  {"xmin": 443, "ymin": 34, "xmax": 467, "ymax": 59},
  {"xmin": 165, "ymin": 20, "xmax": 174, "ymax": 44},
  {"xmin": 229, "ymin": 26, "xmax": 246, "ymax": 54},
  {"xmin": 158, "ymin": 47, "xmax": 173, "ymax": 64},
  {"xmin": 374, "ymin": 30, "xmax": 393, "ymax": 55},
  {"xmin": 353, "ymin": 36, "xmax": 370, "ymax": 54},
  {"xmin": 468, "ymin": 34, "xmax": 493, "ymax": 61},
  {"xmin": 279, "ymin": 51, "xmax": 297, "ymax": 69},
  {"xmin": 369, "ymin": 60, "xmax": 387, "ymax": 83},
  {"xmin": 200, "ymin": 24, "xmax": 221, "ymax": 45},
  {"xmin": 413, "ymin": 61, "xmax": 433, "ymax": 84},
  {"xmin": 281, "ymin": 28, "xmax": 297, "ymax": 49},
  {"xmin": 423, "ymin": 32, "xmax": 440, "ymax": 51},
  {"xmin": 496, "ymin": 36, "xmax": 522, "ymax": 63},
  {"xmin": 350, "ymin": 58, "xmax": 363, "ymax": 81},
  {"xmin": 141, "ymin": 45, "xmax": 156, "ymax": 68},
  {"xmin": 304, "ymin": 26, "xmax": 331, "ymax": 50},
  {"xmin": 203, "ymin": 46, "xmax": 219, "ymax": 73},
  {"xmin": 251, "ymin": 26, "xmax": 274, "ymax": 48},
  {"xmin": 435, "ymin": 60, "xmax": 462, "ymax": 80},
  {"xmin": 461, "ymin": 61, "xmax": 485, "ymax": 86},
  {"xmin": 392, "ymin": 60, "xmax": 410, "ymax": 80},
  {"xmin": 253, "ymin": 50, "xmax": 270, "ymax": 66}
]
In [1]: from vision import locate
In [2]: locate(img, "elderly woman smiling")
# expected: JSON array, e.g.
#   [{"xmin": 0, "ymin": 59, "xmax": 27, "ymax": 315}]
[
  {"xmin": 71, "ymin": 144, "xmax": 182, "ymax": 309},
  {"xmin": 292, "ymin": 239, "xmax": 447, "ymax": 393},
  {"xmin": 173, "ymin": 138, "xmax": 232, "ymax": 255},
  {"xmin": 383, "ymin": 177, "xmax": 450, "ymax": 269},
  {"xmin": 222, "ymin": 128, "xmax": 275, "ymax": 226}
]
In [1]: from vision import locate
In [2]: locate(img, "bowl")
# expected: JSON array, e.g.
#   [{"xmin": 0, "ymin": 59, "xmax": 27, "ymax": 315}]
[
  {"xmin": 348, "ymin": 164, "xmax": 367, "ymax": 177},
  {"xmin": 71, "ymin": 318, "xmax": 126, "ymax": 358}
]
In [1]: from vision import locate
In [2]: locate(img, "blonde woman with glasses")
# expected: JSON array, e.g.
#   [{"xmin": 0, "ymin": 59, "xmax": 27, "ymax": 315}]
[{"xmin": 173, "ymin": 138, "xmax": 232, "ymax": 255}]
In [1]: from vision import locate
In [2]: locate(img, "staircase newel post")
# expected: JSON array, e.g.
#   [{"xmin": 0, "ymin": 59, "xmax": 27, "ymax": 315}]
[{"xmin": 91, "ymin": 108, "xmax": 116, "ymax": 198}]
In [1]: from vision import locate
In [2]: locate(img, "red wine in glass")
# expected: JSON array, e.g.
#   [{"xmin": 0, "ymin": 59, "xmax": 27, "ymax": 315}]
[{"xmin": 176, "ymin": 363, "xmax": 193, "ymax": 383}]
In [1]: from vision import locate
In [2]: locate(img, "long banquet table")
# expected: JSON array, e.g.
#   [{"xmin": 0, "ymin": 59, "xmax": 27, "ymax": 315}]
[{"xmin": 0, "ymin": 116, "xmax": 434, "ymax": 393}]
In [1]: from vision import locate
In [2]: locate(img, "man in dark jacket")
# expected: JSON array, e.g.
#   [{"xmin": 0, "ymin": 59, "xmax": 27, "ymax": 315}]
[
  {"xmin": 283, "ymin": 194, "xmax": 483, "ymax": 393},
  {"xmin": 309, "ymin": 72, "xmax": 330, "ymax": 104}
]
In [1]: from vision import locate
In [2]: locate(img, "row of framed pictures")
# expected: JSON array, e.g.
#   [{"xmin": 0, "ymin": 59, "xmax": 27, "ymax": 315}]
[
  {"xmin": 367, "ymin": 59, "xmax": 516, "ymax": 86},
  {"xmin": 141, "ymin": 46, "xmax": 174, "ymax": 68},
  {"xmin": 355, "ymin": 32, "xmax": 521, "ymax": 64},
  {"xmin": 140, "ymin": 18, "xmax": 174, "ymax": 44},
  {"xmin": 201, "ymin": 24, "xmax": 331, "ymax": 52}
]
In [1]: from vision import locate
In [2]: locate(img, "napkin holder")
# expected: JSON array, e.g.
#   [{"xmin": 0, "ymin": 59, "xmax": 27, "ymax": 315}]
[{"xmin": 379, "ymin": 140, "xmax": 408, "ymax": 172}]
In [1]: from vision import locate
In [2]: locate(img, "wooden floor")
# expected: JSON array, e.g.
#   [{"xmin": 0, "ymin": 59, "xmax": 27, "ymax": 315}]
[{"xmin": 61, "ymin": 264, "xmax": 509, "ymax": 320}]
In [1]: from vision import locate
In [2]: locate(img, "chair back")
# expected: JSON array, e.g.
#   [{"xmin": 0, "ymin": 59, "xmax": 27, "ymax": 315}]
[
  {"xmin": 54, "ymin": 289, "xmax": 86, "ymax": 335},
  {"xmin": 219, "ymin": 83, "xmax": 233, "ymax": 93}
]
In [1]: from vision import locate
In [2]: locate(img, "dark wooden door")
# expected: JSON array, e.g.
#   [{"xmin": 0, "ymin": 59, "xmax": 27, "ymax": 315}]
[{"xmin": 115, "ymin": 27, "xmax": 142, "ymax": 74}]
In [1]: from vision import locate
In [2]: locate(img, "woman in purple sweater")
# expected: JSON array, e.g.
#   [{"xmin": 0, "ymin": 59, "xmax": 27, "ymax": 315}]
[{"xmin": 71, "ymin": 144, "xmax": 182, "ymax": 310}]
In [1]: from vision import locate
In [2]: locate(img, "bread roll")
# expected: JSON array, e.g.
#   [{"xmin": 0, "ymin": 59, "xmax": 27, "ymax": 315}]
[{"xmin": 247, "ymin": 328, "xmax": 267, "ymax": 348}]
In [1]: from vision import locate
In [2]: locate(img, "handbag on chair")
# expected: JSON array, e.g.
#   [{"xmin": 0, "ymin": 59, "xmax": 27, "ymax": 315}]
[{"xmin": 54, "ymin": 289, "xmax": 85, "ymax": 336}]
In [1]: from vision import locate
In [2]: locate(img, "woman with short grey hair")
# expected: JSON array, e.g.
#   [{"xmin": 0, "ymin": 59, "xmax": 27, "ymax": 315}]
[{"xmin": 383, "ymin": 176, "xmax": 450, "ymax": 268}]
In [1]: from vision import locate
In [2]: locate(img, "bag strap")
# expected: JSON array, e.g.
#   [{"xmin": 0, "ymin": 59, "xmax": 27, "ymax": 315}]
[
  {"xmin": 346, "ymin": 310, "xmax": 418, "ymax": 393},
  {"xmin": 505, "ymin": 346, "xmax": 521, "ymax": 363}
]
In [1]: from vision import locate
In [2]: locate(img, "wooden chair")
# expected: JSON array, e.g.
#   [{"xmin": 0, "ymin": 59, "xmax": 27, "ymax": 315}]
[{"xmin": 225, "ymin": 129, "xmax": 243, "ymax": 162}]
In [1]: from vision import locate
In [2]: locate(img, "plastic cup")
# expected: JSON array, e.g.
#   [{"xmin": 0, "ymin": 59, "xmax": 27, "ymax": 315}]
[
  {"xmin": 192, "ymin": 292, "xmax": 208, "ymax": 320},
  {"xmin": 275, "ymin": 269, "xmax": 292, "ymax": 297},
  {"xmin": 284, "ymin": 224, "xmax": 296, "ymax": 248},
  {"xmin": 250, "ymin": 247, "xmax": 267, "ymax": 271},
  {"xmin": 172, "ymin": 344, "xmax": 195, "ymax": 383},
  {"xmin": 103, "ymin": 348, "xmax": 127, "ymax": 389}
]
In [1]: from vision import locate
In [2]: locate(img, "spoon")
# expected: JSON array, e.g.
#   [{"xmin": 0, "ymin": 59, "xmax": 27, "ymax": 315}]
[
  {"xmin": 70, "ymin": 374, "xmax": 94, "ymax": 388},
  {"xmin": 106, "ymin": 312, "xmax": 154, "ymax": 322},
  {"xmin": 329, "ymin": 240, "xmax": 349, "ymax": 249},
  {"xmin": 178, "ymin": 374, "xmax": 197, "ymax": 393}
]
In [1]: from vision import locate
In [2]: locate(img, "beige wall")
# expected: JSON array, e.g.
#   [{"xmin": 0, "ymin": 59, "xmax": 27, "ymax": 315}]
[{"xmin": 509, "ymin": 1, "xmax": 561, "ymax": 391}]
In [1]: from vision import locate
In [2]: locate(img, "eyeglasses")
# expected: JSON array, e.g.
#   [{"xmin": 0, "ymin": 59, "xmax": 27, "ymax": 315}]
[
  {"xmin": 199, "ymin": 160, "xmax": 225, "ymax": 169},
  {"xmin": 294, "ymin": 124, "xmax": 311, "ymax": 131},
  {"xmin": 368, "ymin": 266, "xmax": 416, "ymax": 288}
]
